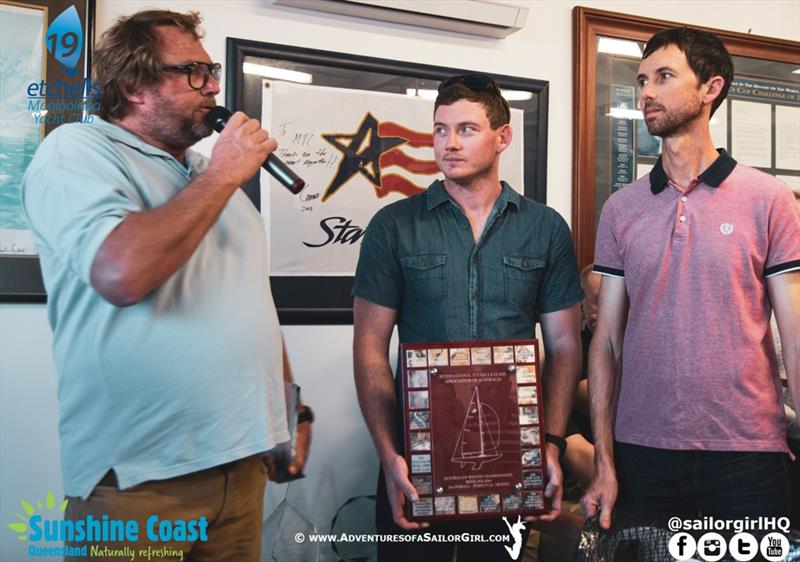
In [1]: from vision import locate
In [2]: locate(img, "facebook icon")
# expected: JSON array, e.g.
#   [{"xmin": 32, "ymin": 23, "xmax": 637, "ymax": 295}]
[{"xmin": 668, "ymin": 532, "xmax": 697, "ymax": 560}]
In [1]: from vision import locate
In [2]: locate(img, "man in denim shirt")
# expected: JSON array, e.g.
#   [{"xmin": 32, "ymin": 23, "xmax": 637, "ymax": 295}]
[{"xmin": 353, "ymin": 74, "xmax": 583, "ymax": 561}]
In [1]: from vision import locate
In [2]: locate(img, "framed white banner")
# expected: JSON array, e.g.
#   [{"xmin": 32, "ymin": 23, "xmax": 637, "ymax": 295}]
[
  {"xmin": 226, "ymin": 38, "xmax": 549, "ymax": 323},
  {"xmin": 262, "ymin": 81, "xmax": 524, "ymax": 277}
]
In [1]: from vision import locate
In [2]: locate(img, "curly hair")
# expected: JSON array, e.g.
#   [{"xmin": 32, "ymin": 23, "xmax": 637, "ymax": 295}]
[{"xmin": 92, "ymin": 10, "xmax": 203, "ymax": 120}]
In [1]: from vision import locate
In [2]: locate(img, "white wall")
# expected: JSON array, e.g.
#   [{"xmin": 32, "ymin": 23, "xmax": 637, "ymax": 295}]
[
  {"xmin": 91, "ymin": 0, "xmax": 800, "ymax": 223},
  {"xmin": 2, "ymin": 2, "xmax": 798, "ymax": 561}
]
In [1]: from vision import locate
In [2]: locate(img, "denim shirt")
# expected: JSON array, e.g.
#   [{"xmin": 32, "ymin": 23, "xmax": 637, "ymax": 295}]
[{"xmin": 353, "ymin": 180, "xmax": 583, "ymax": 345}]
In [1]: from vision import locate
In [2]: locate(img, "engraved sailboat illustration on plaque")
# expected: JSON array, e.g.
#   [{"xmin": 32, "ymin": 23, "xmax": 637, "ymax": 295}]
[{"xmin": 452, "ymin": 386, "xmax": 502, "ymax": 470}]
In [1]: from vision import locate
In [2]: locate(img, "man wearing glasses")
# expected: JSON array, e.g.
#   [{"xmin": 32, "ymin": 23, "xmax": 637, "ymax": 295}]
[
  {"xmin": 22, "ymin": 10, "xmax": 310, "ymax": 561},
  {"xmin": 353, "ymin": 73, "xmax": 583, "ymax": 560}
]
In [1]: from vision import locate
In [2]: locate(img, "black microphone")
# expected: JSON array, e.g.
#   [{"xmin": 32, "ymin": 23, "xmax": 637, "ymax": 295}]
[{"xmin": 204, "ymin": 106, "xmax": 305, "ymax": 194}]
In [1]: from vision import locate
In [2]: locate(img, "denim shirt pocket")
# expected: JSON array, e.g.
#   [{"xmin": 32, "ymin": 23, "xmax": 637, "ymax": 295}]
[
  {"xmin": 401, "ymin": 254, "xmax": 447, "ymax": 303},
  {"xmin": 503, "ymin": 255, "xmax": 545, "ymax": 306}
]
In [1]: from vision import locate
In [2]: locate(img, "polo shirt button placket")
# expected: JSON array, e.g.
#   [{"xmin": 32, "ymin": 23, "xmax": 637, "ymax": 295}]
[{"xmin": 673, "ymin": 191, "xmax": 689, "ymax": 240}]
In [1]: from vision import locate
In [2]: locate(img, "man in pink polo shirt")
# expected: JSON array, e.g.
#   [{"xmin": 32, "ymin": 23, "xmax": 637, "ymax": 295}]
[{"xmin": 581, "ymin": 27, "xmax": 800, "ymax": 528}]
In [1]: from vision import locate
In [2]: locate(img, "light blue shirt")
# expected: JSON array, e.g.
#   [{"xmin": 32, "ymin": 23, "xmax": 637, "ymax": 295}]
[{"xmin": 22, "ymin": 118, "xmax": 289, "ymax": 499}]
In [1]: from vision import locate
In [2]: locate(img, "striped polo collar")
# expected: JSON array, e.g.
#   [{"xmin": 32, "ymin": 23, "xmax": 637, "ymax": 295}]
[{"xmin": 649, "ymin": 148, "xmax": 737, "ymax": 194}]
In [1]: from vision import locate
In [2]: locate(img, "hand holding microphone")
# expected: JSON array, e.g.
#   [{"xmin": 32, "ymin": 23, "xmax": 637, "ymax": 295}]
[{"xmin": 205, "ymin": 106, "xmax": 305, "ymax": 194}]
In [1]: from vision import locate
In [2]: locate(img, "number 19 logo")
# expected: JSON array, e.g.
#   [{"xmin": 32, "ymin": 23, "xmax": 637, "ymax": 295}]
[{"xmin": 46, "ymin": 5, "xmax": 83, "ymax": 75}]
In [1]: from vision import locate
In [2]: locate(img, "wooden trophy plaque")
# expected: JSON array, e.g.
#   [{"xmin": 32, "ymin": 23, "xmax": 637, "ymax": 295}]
[{"xmin": 400, "ymin": 339, "xmax": 550, "ymax": 522}]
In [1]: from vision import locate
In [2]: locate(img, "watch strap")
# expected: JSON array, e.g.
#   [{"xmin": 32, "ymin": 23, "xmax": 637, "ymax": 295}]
[
  {"xmin": 544, "ymin": 433, "xmax": 567, "ymax": 456},
  {"xmin": 297, "ymin": 406, "xmax": 314, "ymax": 424}
]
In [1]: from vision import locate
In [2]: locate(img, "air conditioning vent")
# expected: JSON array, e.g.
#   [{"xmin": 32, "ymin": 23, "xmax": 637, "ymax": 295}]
[{"xmin": 271, "ymin": 0, "xmax": 529, "ymax": 39}]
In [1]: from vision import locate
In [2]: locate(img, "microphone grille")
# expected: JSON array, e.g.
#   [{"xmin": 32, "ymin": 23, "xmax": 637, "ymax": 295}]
[{"xmin": 205, "ymin": 106, "xmax": 232, "ymax": 132}]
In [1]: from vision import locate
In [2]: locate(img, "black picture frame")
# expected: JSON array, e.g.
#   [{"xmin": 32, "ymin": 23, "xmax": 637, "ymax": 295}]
[
  {"xmin": 0, "ymin": 0, "xmax": 95, "ymax": 302},
  {"xmin": 226, "ymin": 38, "xmax": 549, "ymax": 325}
]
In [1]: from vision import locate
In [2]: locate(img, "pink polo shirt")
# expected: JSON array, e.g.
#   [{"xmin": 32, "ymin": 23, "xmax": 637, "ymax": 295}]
[{"xmin": 594, "ymin": 150, "xmax": 800, "ymax": 452}]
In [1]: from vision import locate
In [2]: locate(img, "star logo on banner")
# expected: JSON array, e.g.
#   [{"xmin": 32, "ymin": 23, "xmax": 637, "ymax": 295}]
[{"xmin": 321, "ymin": 113, "xmax": 406, "ymax": 201}]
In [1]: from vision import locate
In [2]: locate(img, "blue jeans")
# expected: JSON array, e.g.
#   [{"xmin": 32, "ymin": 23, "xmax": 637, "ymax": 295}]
[{"xmin": 614, "ymin": 442, "xmax": 790, "ymax": 519}]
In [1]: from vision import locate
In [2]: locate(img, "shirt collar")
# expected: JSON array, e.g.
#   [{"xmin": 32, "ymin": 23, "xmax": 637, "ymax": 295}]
[
  {"xmin": 94, "ymin": 117, "xmax": 165, "ymax": 156},
  {"xmin": 426, "ymin": 179, "xmax": 521, "ymax": 211},
  {"xmin": 426, "ymin": 180, "xmax": 451, "ymax": 209},
  {"xmin": 94, "ymin": 117, "xmax": 204, "ymax": 174},
  {"xmin": 649, "ymin": 148, "xmax": 737, "ymax": 194}
]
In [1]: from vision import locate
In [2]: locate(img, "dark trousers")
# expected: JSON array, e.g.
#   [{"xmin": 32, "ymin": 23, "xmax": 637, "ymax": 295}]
[
  {"xmin": 375, "ymin": 466, "xmax": 530, "ymax": 562},
  {"xmin": 615, "ymin": 442, "xmax": 791, "ymax": 519},
  {"xmin": 788, "ymin": 438, "xmax": 800, "ymax": 529}
]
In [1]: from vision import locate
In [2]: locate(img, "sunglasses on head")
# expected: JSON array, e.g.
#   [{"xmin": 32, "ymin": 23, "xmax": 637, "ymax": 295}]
[{"xmin": 438, "ymin": 73, "xmax": 500, "ymax": 93}]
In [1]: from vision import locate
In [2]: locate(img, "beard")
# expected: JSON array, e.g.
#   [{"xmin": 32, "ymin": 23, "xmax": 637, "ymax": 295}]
[
  {"xmin": 139, "ymin": 90, "xmax": 214, "ymax": 152},
  {"xmin": 644, "ymin": 98, "xmax": 704, "ymax": 138}
]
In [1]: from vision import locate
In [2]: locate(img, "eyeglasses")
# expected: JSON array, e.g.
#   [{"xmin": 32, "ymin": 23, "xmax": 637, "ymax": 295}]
[
  {"xmin": 438, "ymin": 73, "xmax": 501, "ymax": 94},
  {"xmin": 160, "ymin": 62, "xmax": 222, "ymax": 90}
]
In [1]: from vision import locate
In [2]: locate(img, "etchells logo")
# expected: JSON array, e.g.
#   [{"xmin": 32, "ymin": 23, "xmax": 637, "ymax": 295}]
[
  {"xmin": 27, "ymin": 3, "xmax": 99, "ymax": 125},
  {"xmin": 46, "ymin": 5, "xmax": 82, "ymax": 75}
]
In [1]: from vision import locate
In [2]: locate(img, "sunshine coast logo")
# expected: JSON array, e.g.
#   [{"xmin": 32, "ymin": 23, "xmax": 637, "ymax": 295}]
[
  {"xmin": 5, "ymin": 489, "xmax": 88, "ymax": 558},
  {"xmin": 7, "ymin": 490, "xmax": 68, "ymax": 541},
  {"xmin": 6, "ymin": 487, "xmax": 209, "ymax": 559},
  {"xmin": 27, "ymin": 4, "xmax": 99, "ymax": 125}
]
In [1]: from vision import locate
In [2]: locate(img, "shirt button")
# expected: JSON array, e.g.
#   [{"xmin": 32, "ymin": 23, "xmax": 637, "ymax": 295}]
[
  {"xmin": 679, "ymin": 215, "xmax": 686, "ymax": 222},
  {"xmin": 522, "ymin": 260, "xmax": 528, "ymax": 267},
  {"xmin": 681, "ymin": 196, "xmax": 687, "ymax": 202},
  {"xmin": 472, "ymin": 291, "xmax": 479, "ymax": 300},
  {"xmin": 462, "ymin": 224, "xmax": 469, "ymax": 230},
  {"xmin": 420, "ymin": 259, "xmax": 427, "ymax": 267}
]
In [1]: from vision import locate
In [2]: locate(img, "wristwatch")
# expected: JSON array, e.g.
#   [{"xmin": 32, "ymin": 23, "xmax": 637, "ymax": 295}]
[
  {"xmin": 544, "ymin": 433, "xmax": 567, "ymax": 456},
  {"xmin": 297, "ymin": 405, "xmax": 314, "ymax": 424}
]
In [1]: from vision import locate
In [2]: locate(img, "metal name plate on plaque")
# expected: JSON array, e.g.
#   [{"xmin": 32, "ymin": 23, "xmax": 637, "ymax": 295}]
[{"xmin": 401, "ymin": 339, "xmax": 549, "ymax": 522}]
